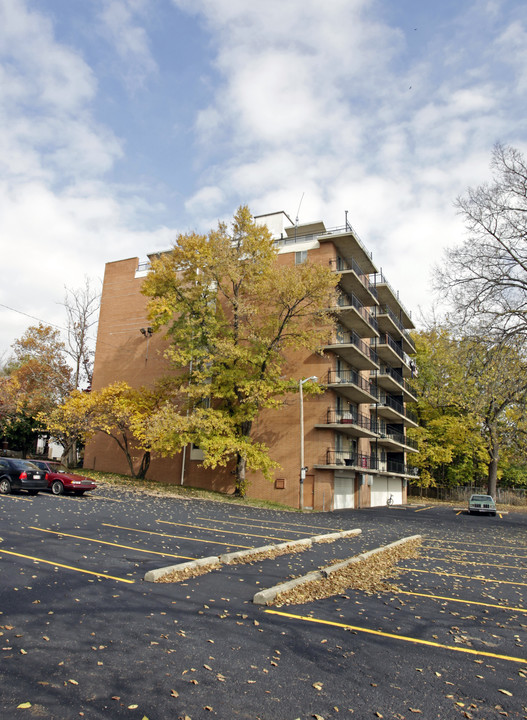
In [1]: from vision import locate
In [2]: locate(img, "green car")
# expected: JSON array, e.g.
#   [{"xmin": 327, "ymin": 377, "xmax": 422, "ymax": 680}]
[{"xmin": 468, "ymin": 494, "xmax": 496, "ymax": 516}]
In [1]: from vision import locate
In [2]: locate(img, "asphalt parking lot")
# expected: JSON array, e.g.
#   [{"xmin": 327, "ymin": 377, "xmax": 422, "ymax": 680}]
[{"xmin": 0, "ymin": 486, "xmax": 526, "ymax": 720}]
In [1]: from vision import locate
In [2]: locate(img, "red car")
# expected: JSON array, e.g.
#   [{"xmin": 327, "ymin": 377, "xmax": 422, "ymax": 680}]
[{"xmin": 31, "ymin": 460, "xmax": 97, "ymax": 496}]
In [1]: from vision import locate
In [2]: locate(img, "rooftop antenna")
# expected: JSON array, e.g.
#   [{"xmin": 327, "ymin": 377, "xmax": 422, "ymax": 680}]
[{"xmin": 294, "ymin": 192, "xmax": 305, "ymax": 242}]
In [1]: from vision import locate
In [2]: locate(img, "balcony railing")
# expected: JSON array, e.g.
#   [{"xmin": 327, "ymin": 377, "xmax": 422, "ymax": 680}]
[
  {"xmin": 337, "ymin": 291, "xmax": 378, "ymax": 332},
  {"xmin": 325, "ymin": 450, "xmax": 378, "ymax": 469},
  {"xmin": 330, "ymin": 256, "xmax": 378, "ymax": 299},
  {"xmin": 377, "ymin": 423, "xmax": 419, "ymax": 449},
  {"xmin": 384, "ymin": 459, "xmax": 419, "ymax": 476},
  {"xmin": 327, "ymin": 369, "xmax": 378, "ymax": 399},
  {"xmin": 378, "ymin": 305, "xmax": 415, "ymax": 347},
  {"xmin": 376, "ymin": 394, "xmax": 418, "ymax": 423},
  {"xmin": 325, "ymin": 409, "xmax": 376, "ymax": 432},
  {"xmin": 334, "ymin": 330, "xmax": 379, "ymax": 364},
  {"xmin": 369, "ymin": 271, "xmax": 412, "ymax": 322},
  {"xmin": 376, "ymin": 365, "xmax": 417, "ymax": 396}
]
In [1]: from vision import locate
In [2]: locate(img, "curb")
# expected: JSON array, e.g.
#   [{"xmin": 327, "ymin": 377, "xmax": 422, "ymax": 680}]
[
  {"xmin": 252, "ymin": 534, "xmax": 421, "ymax": 605},
  {"xmin": 144, "ymin": 556, "xmax": 221, "ymax": 583},
  {"xmin": 143, "ymin": 528, "xmax": 362, "ymax": 583}
]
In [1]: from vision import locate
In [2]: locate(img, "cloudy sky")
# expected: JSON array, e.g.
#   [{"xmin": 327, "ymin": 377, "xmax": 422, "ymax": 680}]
[{"xmin": 1, "ymin": 0, "xmax": 526, "ymax": 358}]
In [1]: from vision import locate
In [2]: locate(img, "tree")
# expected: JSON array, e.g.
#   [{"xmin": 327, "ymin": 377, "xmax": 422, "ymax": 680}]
[
  {"xmin": 141, "ymin": 205, "xmax": 338, "ymax": 495},
  {"xmin": 43, "ymin": 382, "xmax": 169, "ymax": 478},
  {"xmin": 437, "ymin": 143, "xmax": 527, "ymax": 341},
  {"xmin": 0, "ymin": 324, "xmax": 73, "ymax": 456},
  {"xmin": 409, "ymin": 326, "xmax": 527, "ymax": 496},
  {"xmin": 62, "ymin": 277, "xmax": 100, "ymax": 390}
]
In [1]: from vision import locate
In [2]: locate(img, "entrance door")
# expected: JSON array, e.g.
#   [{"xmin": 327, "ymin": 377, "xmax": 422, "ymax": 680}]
[
  {"xmin": 334, "ymin": 476, "xmax": 355, "ymax": 509},
  {"xmin": 371, "ymin": 477, "xmax": 403, "ymax": 506}
]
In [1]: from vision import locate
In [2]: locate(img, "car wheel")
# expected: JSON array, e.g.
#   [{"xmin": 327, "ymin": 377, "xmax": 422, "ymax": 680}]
[
  {"xmin": 27, "ymin": 490, "xmax": 39, "ymax": 496},
  {"xmin": 51, "ymin": 480, "xmax": 64, "ymax": 495},
  {"xmin": 73, "ymin": 490, "xmax": 85, "ymax": 496},
  {"xmin": 0, "ymin": 478, "xmax": 11, "ymax": 494}
]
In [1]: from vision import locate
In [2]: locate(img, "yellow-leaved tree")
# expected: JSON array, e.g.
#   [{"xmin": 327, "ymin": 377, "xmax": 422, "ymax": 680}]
[{"xmin": 141, "ymin": 205, "xmax": 339, "ymax": 495}]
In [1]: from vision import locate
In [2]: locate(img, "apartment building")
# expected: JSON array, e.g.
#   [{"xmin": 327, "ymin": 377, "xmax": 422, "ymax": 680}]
[{"xmin": 84, "ymin": 211, "xmax": 418, "ymax": 510}]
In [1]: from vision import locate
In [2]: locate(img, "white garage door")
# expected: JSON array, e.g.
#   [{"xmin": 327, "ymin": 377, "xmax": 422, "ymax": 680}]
[
  {"xmin": 334, "ymin": 476, "xmax": 355, "ymax": 509},
  {"xmin": 371, "ymin": 477, "xmax": 403, "ymax": 507}
]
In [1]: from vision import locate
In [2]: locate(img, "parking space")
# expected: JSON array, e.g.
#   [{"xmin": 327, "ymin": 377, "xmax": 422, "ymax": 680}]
[{"xmin": 0, "ymin": 489, "xmax": 526, "ymax": 719}]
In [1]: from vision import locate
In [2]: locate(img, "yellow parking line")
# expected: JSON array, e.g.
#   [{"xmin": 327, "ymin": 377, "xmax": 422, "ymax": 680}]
[
  {"xmin": 159, "ymin": 519, "xmax": 290, "ymax": 542},
  {"xmin": 225, "ymin": 515, "xmax": 342, "ymax": 532},
  {"xmin": 0, "ymin": 548, "xmax": 135, "ymax": 583},
  {"xmin": 264, "ymin": 610, "xmax": 527, "ymax": 665},
  {"xmin": 424, "ymin": 546, "xmax": 527, "ymax": 559},
  {"xmin": 0, "ymin": 494, "xmax": 33, "ymax": 502},
  {"xmin": 402, "ymin": 567, "xmax": 527, "ymax": 587},
  {"xmin": 197, "ymin": 517, "xmax": 312, "ymax": 536},
  {"xmin": 395, "ymin": 590, "xmax": 527, "ymax": 613},
  {"xmin": 28, "ymin": 527, "xmax": 194, "ymax": 559},
  {"xmin": 420, "ymin": 555, "xmax": 524, "ymax": 571},
  {"xmin": 424, "ymin": 539, "xmax": 521, "ymax": 550},
  {"xmin": 109, "ymin": 522, "xmax": 254, "ymax": 549}
]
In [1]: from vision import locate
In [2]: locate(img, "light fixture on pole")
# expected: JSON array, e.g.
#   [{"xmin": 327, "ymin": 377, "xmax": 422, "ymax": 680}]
[{"xmin": 299, "ymin": 375, "xmax": 317, "ymax": 510}]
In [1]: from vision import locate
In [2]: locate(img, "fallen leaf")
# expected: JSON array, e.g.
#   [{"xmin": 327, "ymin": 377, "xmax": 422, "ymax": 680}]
[
  {"xmin": 17, "ymin": 702, "xmax": 32, "ymax": 709},
  {"xmin": 69, "ymin": 679, "xmax": 78, "ymax": 685},
  {"xmin": 499, "ymin": 690, "xmax": 513, "ymax": 696},
  {"xmin": 128, "ymin": 704, "xmax": 138, "ymax": 709},
  {"xmin": 313, "ymin": 682, "xmax": 323, "ymax": 691},
  {"xmin": 170, "ymin": 690, "xmax": 179, "ymax": 698}
]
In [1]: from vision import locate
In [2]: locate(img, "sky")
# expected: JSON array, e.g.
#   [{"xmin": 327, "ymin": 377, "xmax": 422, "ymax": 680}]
[{"xmin": 1, "ymin": 0, "xmax": 527, "ymax": 358}]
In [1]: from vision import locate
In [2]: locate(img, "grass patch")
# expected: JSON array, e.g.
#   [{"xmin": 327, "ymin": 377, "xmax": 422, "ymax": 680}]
[{"xmin": 80, "ymin": 469, "xmax": 300, "ymax": 512}]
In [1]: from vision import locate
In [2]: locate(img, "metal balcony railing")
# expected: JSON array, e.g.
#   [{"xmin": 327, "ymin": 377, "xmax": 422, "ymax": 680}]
[
  {"xmin": 376, "ymin": 365, "xmax": 417, "ymax": 396},
  {"xmin": 325, "ymin": 409, "xmax": 377, "ymax": 432},
  {"xmin": 377, "ymin": 423, "xmax": 419, "ymax": 449},
  {"xmin": 327, "ymin": 369, "xmax": 378, "ymax": 398},
  {"xmin": 369, "ymin": 271, "xmax": 412, "ymax": 322},
  {"xmin": 385, "ymin": 459, "xmax": 419, "ymax": 476},
  {"xmin": 333, "ymin": 330, "xmax": 379, "ymax": 364},
  {"xmin": 325, "ymin": 450, "xmax": 378, "ymax": 470},
  {"xmin": 377, "ymin": 394, "xmax": 418, "ymax": 423},
  {"xmin": 336, "ymin": 292, "xmax": 378, "ymax": 332},
  {"xmin": 377, "ymin": 305, "xmax": 415, "ymax": 347}
]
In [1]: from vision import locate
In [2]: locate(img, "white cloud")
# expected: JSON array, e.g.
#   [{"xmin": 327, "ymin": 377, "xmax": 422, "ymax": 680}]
[{"xmin": 97, "ymin": 0, "xmax": 158, "ymax": 91}]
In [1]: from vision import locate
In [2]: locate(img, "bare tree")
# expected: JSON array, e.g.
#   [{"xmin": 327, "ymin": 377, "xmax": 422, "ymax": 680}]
[
  {"xmin": 436, "ymin": 143, "xmax": 527, "ymax": 341},
  {"xmin": 62, "ymin": 278, "xmax": 101, "ymax": 390}
]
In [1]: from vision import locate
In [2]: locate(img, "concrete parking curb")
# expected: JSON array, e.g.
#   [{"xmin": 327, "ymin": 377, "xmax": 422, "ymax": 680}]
[
  {"xmin": 144, "ymin": 556, "xmax": 221, "ymax": 583},
  {"xmin": 252, "ymin": 534, "xmax": 422, "ymax": 605},
  {"xmin": 143, "ymin": 528, "xmax": 362, "ymax": 583}
]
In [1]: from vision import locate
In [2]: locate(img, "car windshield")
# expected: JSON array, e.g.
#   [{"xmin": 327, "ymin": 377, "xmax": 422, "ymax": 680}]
[{"xmin": 471, "ymin": 495, "xmax": 493, "ymax": 501}]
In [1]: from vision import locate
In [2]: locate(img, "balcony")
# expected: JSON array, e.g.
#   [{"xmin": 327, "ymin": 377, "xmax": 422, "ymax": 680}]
[
  {"xmin": 375, "ymin": 365, "xmax": 418, "ymax": 402},
  {"xmin": 379, "ymin": 458, "xmax": 419, "ymax": 477},
  {"xmin": 374, "ymin": 394, "xmax": 419, "ymax": 427},
  {"xmin": 376, "ymin": 305, "xmax": 416, "ymax": 354},
  {"xmin": 376, "ymin": 423, "xmax": 419, "ymax": 453},
  {"xmin": 316, "ymin": 409, "xmax": 378, "ymax": 438},
  {"xmin": 327, "ymin": 369, "xmax": 378, "ymax": 403},
  {"xmin": 319, "ymin": 450, "xmax": 378, "ymax": 470},
  {"xmin": 374, "ymin": 334, "xmax": 416, "ymax": 377},
  {"xmin": 335, "ymin": 291, "xmax": 379, "ymax": 337},
  {"xmin": 329, "ymin": 256, "xmax": 379, "ymax": 306},
  {"xmin": 369, "ymin": 271, "xmax": 414, "ymax": 330},
  {"xmin": 325, "ymin": 330, "xmax": 379, "ymax": 371}
]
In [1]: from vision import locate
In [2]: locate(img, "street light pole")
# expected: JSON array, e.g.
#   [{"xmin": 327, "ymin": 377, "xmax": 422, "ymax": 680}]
[{"xmin": 299, "ymin": 375, "xmax": 318, "ymax": 510}]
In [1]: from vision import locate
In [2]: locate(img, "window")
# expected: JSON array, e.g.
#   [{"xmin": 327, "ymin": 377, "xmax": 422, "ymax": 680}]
[{"xmin": 295, "ymin": 250, "xmax": 307, "ymax": 264}]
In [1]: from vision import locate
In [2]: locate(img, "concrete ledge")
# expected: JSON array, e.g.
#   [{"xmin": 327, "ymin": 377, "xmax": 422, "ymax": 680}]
[
  {"xmin": 311, "ymin": 528, "xmax": 362, "ymax": 543},
  {"xmin": 322, "ymin": 534, "xmax": 421, "ymax": 577},
  {"xmin": 253, "ymin": 570, "xmax": 323, "ymax": 606},
  {"xmin": 252, "ymin": 534, "xmax": 422, "ymax": 605},
  {"xmin": 144, "ymin": 555, "xmax": 220, "ymax": 583},
  {"xmin": 144, "ymin": 528, "xmax": 363, "ymax": 582},
  {"xmin": 220, "ymin": 538, "xmax": 312, "ymax": 565}
]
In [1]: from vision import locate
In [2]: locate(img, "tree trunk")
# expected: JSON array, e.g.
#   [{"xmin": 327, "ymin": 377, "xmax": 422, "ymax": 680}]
[
  {"xmin": 234, "ymin": 453, "xmax": 248, "ymax": 496},
  {"xmin": 137, "ymin": 451, "xmax": 151, "ymax": 480},
  {"xmin": 487, "ymin": 432, "xmax": 499, "ymax": 497},
  {"xmin": 233, "ymin": 420, "xmax": 252, "ymax": 496}
]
